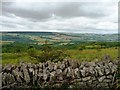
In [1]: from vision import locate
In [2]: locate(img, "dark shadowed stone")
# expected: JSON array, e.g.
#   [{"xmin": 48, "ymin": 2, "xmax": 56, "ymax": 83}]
[
  {"xmin": 12, "ymin": 68, "xmax": 23, "ymax": 83},
  {"xmin": 98, "ymin": 83, "xmax": 109, "ymax": 88},
  {"xmin": 34, "ymin": 69, "xmax": 38, "ymax": 82},
  {"xmin": 7, "ymin": 73, "xmax": 15, "ymax": 85}
]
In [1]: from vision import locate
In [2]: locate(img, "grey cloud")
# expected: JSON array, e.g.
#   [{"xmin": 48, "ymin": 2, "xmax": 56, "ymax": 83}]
[
  {"xmin": 54, "ymin": 2, "xmax": 106, "ymax": 18},
  {"xmin": 2, "ymin": 2, "xmax": 54, "ymax": 21},
  {"xmin": 1, "ymin": 2, "xmax": 118, "ymax": 34},
  {"xmin": 2, "ymin": 2, "xmax": 107, "ymax": 22}
]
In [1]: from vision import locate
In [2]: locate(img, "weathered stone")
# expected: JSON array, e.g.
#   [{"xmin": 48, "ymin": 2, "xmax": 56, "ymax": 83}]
[
  {"xmin": 80, "ymin": 70, "xmax": 86, "ymax": 77},
  {"xmin": 2, "ymin": 60, "xmax": 119, "ymax": 89},
  {"xmin": 89, "ymin": 66, "xmax": 95, "ymax": 75},
  {"xmin": 21, "ymin": 66, "xmax": 30, "ymax": 83},
  {"xmin": 12, "ymin": 68, "xmax": 23, "ymax": 83},
  {"xmin": 103, "ymin": 79, "xmax": 112, "ymax": 83},
  {"xmin": 89, "ymin": 62, "xmax": 96, "ymax": 67},
  {"xmin": 54, "ymin": 64, "xmax": 57, "ymax": 71},
  {"xmin": 29, "ymin": 68, "xmax": 34, "ymax": 75},
  {"xmin": 74, "ymin": 68, "xmax": 80, "ymax": 78},
  {"xmin": 106, "ymin": 75, "xmax": 113, "ymax": 79},
  {"xmin": 7, "ymin": 73, "xmax": 15, "ymax": 85},
  {"xmin": 99, "ymin": 83, "xmax": 109, "ymax": 88},
  {"xmin": 50, "ymin": 71, "xmax": 56, "ymax": 81},
  {"xmin": 104, "ymin": 66, "xmax": 111, "ymax": 75},
  {"xmin": 66, "ymin": 67, "xmax": 72, "ymax": 78},
  {"xmin": 82, "ymin": 76, "xmax": 91, "ymax": 82},
  {"xmin": 79, "ymin": 64, "xmax": 84, "ymax": 69},
  {"xmin": 47, "ymin": 65, "xmax": 54, "ymax": 72},
  {"xmin": 83, "ymin": 67, "xmax": 89, "ymax": 72},
  {"xmin": 2, "ymin": 73, "xmax": 7, "ymax": 85},
  {"xmin": 4, "ymin": 64, "xmax": 12, "ymax": 73},
  {"xmin": 59, "ymin": 63, "xmax": 65, "ymax": 70},
  {"xmin": 83, "ymin": 67, "xmax": 89, "ymax": 76},
  {"xmin": 56, "ymin": 69, "xmax": 62, "ymax": 75},
  {"xmin": 57, "ymin": 74, "xmax": 63, "ymax": 81},
  {"xmin": 34, "ymin": 69, "xmax": 38, "ymax": 81},
  {"xmin": 111, "ymin": 65, "xmax": 117, "ymax": 74},
  {"xmin": 98, "ymin": 76, "xmax": 106, "ymax": 82},
  {"xmin": 64, "ymin": 60, "xmax": 70, "ymax": 67},
  {"xmin": 95, "ymin": 66, "xmax": 104, "ymax": 76},
  {"xmin": 68, "ymin": 60, "xmax": 79, "ymax": 69},
  {"xmin": 43, "ymin": 73, "xmax": 49, "ymax": 81}
]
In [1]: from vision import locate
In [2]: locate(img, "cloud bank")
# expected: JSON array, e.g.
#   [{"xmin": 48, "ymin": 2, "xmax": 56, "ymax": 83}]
[{"xmin": 1, "ymin": 1, "xmax": 118, "ymax": 34}]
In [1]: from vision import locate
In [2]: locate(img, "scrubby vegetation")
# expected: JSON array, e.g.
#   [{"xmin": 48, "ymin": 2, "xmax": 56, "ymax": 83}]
[{"xmin": 2, "ymin": 41, "xmax": 120, "ymax": 65}]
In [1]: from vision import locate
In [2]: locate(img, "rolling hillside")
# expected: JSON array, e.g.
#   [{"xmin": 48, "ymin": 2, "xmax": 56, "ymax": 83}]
[{"xmin": 1, "ymin": 32, "xmax": 119, "ymax": 45}]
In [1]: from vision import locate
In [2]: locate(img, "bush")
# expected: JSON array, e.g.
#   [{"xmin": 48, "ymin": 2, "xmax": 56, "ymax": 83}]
[
  {"xmin": 40, "ymin": 50, "xmax": 68, "ymax": 62},
  {"xmin": 79, "ymin": 45, "xmax": 86, "ymax": 51},
  {"xmin": 27, "ymin": 48, "xmax": 38, "ymax": 57},
  {"xmin": 28, "ymin": 45, "xmax": 69, "ymax": 63}
]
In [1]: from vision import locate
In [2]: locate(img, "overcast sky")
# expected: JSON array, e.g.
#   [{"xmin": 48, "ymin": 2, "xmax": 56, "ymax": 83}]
[{"xmin": 0, "ymin": 0, "xmax": 119, "ymax": 34}]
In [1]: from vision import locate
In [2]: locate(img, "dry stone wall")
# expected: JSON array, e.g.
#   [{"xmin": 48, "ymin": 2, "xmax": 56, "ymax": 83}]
[{"xmin": 1, "ymin": 59, "xmax": 120, "ymax": 90}]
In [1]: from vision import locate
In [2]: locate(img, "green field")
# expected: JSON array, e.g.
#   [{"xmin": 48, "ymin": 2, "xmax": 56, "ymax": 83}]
[{"xmin": 2, "ymin": 47, "xmax": 119, "ymax": 65}]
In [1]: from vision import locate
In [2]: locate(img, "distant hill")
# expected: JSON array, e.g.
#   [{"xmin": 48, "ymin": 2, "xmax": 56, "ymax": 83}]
[{"xmin": 1, "ymin": 32, "xmax": 119, "ymax": 45}]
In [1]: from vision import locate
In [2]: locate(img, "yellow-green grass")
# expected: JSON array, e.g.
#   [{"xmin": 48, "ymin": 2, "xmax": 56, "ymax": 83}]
[
  {"xmin": 66, "ymin": 48, "xmax": 118, "ymax": 62},
  {"xmin": 2, "ymin": 53, "xmax": 38, "ymax": 66},
  {"xmin": 2, "ymin": 47, "xmax": 119, "ymax": 65}
]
